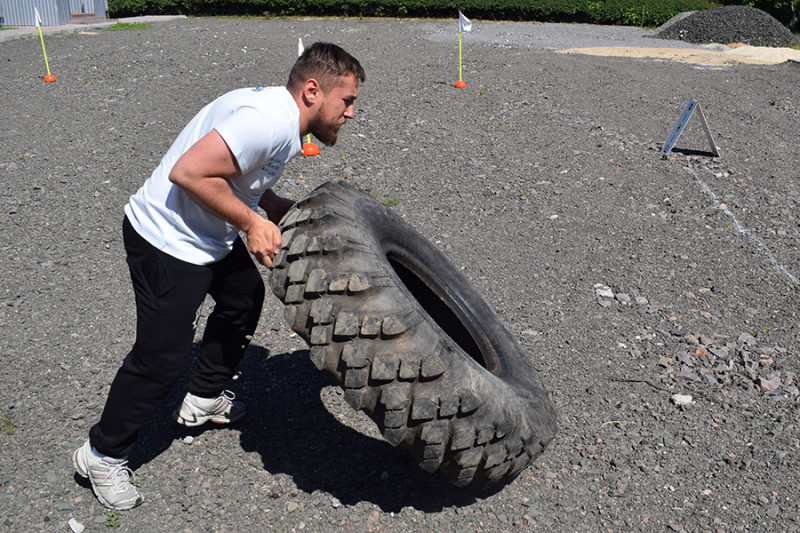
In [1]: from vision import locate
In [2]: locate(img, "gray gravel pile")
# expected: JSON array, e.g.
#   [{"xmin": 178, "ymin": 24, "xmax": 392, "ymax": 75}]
[
  {"xmin": 1, "ymin": 17, "xmax": 800, "ymax": 533},
  {"xmin": 655, "ymin": 5, "xmax": 799, "ymax": 47}
]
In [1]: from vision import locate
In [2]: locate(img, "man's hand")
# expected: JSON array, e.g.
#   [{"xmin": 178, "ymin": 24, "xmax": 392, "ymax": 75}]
[{"xmin": 244, "ymin": 217, "xmax": 282, "ymax": 267}]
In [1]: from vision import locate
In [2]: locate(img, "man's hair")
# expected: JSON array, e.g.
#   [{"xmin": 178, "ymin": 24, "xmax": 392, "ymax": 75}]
[{"xmin": 287, "ymin": 42, "xmax": 365, "ymax": 93}]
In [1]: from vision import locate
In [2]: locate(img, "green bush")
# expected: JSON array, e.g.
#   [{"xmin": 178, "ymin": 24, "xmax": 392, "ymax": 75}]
[
  {"xmin": 718, "ymin": 0, "xmax": 798, "ymax": 28},
  {"xmin": 110, "ymin": 0, "xmax": 182, "ymax": 17},
  {"xmin": 580, "ymin": 0, "xmax": 723, "ymax": 26},
  {"xmin": 109, "ymin": 0, "xmax": 720, "ymax": 26}
]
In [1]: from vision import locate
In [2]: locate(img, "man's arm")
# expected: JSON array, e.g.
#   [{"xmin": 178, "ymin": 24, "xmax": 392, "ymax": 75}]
[{"xmin": 168, "ymin": 129, "xmax": 282, "ymax": 267}]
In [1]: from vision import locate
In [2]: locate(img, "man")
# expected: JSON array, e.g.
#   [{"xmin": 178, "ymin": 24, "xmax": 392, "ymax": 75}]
[{"xmin": 72, "ymin": 42, "xmax": 365, "ymax": 510}]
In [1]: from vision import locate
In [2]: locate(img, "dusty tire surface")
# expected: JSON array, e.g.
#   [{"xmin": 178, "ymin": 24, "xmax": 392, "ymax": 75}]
[{"xmin": 269, "ymin": 180, "xmax": 558, "ymax": 488}]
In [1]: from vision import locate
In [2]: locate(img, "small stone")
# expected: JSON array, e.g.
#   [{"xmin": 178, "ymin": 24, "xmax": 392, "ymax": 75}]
[
  {"xmin": 676, "ymin": 367, "xmax": 701, "ymax": 382},
  {"xmin": 68, "ymin": 519, "xmax": 85, "ymax": 533},
  {"xmin": 634, "ymin": 296, "xmax": 649, "ymax": 306},
  {"xmin": 671, "ymin": 394, "xmax": 694, "ymax": 406},
  {"xmin": 616, "ymin": 293, "xmax": 631, "ymax": 304},
  {"xmin": 287, "ymin": 501, "xmax": 299, "ymax": 512},
  {"xmin": 738, "ymin": 333, "xmax": 757, "ymax": 346},
  {"xmin": 676, "ymin": 348, "xmax": 694, "ymax": 367},
  {"xmin": 710, "ymin": 346, "xmax": 729, "ymax": 358},
  {"xmin": 767, "ymin": 503, "xmax": 779, "ymax": 518},
  {"xmin": 698, "ymin": 334, "xmax": 715, "ymax": 345},
  {"xmin": 183, "ymin": 436, "xmax": 194, "ymax": 444},
  {"xmin": 594, "ymin": 283, "xmax": 614, "ymax": 299},
  {"xmin": 759, "ymin": 375, "xmax": 781, "ymax": 391}
]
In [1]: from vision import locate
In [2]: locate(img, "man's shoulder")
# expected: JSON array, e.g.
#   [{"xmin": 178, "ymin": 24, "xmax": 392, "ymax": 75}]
[
  {"xmin": 220, "ymin": 86, "xmax": 292, "ymax": 107},
  {"xmin": 212, "ymin": 86, "xmax": 300, "ymax": 155}
]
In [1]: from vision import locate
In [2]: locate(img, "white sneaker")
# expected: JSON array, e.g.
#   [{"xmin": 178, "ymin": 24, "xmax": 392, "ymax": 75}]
[
  {"xmin": 72, "ymin": 440, "xmax": 144, "ymax": 510},
  {"xmin": 174, "ymin": 390, "xmax": 246, "ymax": 427}
]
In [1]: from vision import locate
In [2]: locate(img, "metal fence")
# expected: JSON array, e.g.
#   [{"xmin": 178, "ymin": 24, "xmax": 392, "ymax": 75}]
[
  {"xmin": 1, "ymin": 0, "xmax": 71, "ymax": 25},
  {"xmin": 70, "ymin": 0, "xmax": 106, "ymax": 16},
  {"xmin": 70, "ymin": 0, "xmax": 90, "ymax": 13},
  {"xmin": 0, "ymin": 0, "xmax": 106, "ymax": 25}
]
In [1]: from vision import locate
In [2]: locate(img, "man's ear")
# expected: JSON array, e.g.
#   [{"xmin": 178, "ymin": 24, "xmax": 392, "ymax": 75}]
[{"xmin": 302, "ymin": 78, "xmax": 322, "ymax": 106}]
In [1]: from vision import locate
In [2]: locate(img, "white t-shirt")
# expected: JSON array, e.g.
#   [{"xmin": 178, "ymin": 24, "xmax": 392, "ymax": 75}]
[{"xmin": 124, "ymin": 87, "xmax": 303, "ymax": 265}]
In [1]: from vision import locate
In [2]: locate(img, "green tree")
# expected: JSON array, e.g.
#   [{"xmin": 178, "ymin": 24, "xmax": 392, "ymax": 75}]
[{"xmin": 720, "ymin": 0, "xmax": 799, "ymax": 28}]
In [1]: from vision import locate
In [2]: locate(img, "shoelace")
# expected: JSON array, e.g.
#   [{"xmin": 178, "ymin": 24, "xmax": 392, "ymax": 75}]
[
  {"xmin": 101, "ymin": 461, "xmax": 138, "ymax": 492},
  {"xmin": 219, "ymin": 390, "xmax": 236, "ymax": 406}
]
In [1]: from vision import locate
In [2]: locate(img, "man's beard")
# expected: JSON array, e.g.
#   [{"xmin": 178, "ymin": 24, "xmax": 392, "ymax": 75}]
[{"xmin": 308, "ymin": 102, "xmax": 342, "ymax": 147}]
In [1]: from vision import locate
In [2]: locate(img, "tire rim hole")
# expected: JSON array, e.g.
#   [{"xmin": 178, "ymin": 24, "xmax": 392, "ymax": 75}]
[{"xmin": 388, "ymin": 256, "xmax": 487, "ymax": 369}]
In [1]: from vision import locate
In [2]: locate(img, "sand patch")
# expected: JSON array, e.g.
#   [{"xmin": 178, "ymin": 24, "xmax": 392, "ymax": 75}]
[{"xmin": 557, "ymin": 45, "xmax": 800, "ymax": 66}]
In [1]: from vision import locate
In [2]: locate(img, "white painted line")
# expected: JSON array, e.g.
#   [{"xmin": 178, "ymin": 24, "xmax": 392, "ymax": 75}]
[{"xmin": 685, "ymin": 165, "xmax": 799, "ymax": 286}]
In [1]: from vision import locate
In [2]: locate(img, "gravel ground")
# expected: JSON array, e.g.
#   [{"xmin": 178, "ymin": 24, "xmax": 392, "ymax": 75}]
[{"xmin": 2, "ymin": 16, "xmax": 800, "ymax": 533}]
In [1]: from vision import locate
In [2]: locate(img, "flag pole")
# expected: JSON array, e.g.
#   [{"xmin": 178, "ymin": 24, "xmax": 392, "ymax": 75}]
[
  {"xmin": 455, "ymin": 31, "xmax": 466, "ymax": 88},
  {"xmin": 458, "ymin": 31, "xmax": 463, "ymax": 79},
  {"xmin": 455, "ymin": 12, "xmax": 469, "ymax": 88},
  {"xmin": 298, "ymin": 37, "xmax": 320, "ymax": 156},
  {"xmin": 35, "ymin": 8, "xmax": 56, "ymax": 83}
]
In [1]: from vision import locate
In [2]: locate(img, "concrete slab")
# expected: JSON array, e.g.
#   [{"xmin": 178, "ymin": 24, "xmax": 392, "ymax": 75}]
[{"xmin": 0, "ymin": 14, "xmax": 186, "ymax": 42}]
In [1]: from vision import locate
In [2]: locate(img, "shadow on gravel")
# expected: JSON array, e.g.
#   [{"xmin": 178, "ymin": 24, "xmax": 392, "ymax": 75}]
[
  {"xmin": 127, "ymin": 344, "xmax": 497, "ymax": 513},
  {"xmin": 669, "ymin": 146, "xmax": 719, "ymax": 158}
]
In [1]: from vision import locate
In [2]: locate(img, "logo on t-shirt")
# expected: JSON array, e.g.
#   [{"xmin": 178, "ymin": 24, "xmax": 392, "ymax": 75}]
[{"xmin": 259, "ymin": 157, "xmax": 284, "ymax": 180}]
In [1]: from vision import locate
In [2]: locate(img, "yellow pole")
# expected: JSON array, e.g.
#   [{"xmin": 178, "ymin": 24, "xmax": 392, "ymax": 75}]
[
  {"xmin": 37, "ymin": 23, "xmax": 52, "ymax": 76},
  {"xmin": 458, "ymin": 31, "xmax": 463, "ymax": 81}
]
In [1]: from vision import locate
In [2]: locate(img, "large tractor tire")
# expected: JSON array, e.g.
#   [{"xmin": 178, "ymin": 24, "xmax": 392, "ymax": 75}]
[{"xmin": 269, "ymin": 180, "xmax": 557, "ymax": 488}]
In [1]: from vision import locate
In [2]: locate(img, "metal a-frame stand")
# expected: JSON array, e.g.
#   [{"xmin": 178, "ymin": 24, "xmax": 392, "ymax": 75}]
[{"xmin": 660, "ymin": 99, "xmax": 720, "ymax": 159}]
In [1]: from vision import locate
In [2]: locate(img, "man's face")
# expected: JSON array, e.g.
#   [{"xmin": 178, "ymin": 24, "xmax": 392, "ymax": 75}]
[{"xmin": 308, "ymin": 73, "xmax": 359, "ymax": 147}]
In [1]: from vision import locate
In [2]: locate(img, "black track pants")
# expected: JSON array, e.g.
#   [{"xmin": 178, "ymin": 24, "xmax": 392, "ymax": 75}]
[{"xmin": 89, "ymin": 217, "xmax": 265, "ymax": 457}]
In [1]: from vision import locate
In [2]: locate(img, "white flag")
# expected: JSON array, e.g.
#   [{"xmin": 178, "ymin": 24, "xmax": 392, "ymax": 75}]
[
  {"xmin": 459, "ymin": 11, "xmax": 472, "ymax": 32},
  {"xmin": 34, "ymin": 6, "xmax": 42, "ymax": 28},
  {"xmin": 298, "ymin": 37, "xmax": 304, "ymax": 57}
]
